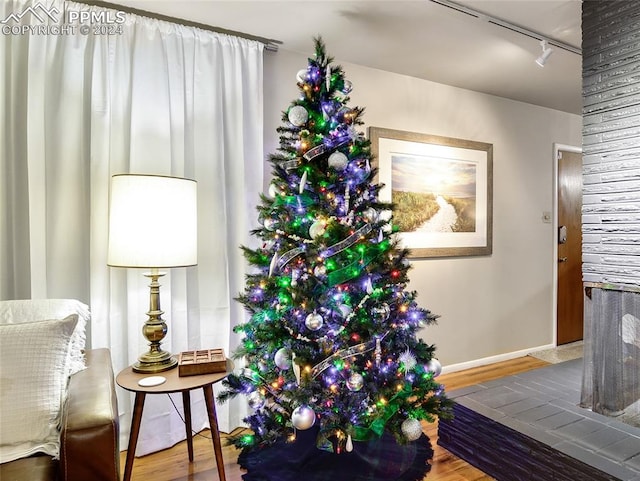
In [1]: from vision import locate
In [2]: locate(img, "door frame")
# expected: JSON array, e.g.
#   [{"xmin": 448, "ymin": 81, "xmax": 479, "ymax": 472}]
[{"xmin": 552, "ymin": 143, "xmax": 582, "ymax": 347}]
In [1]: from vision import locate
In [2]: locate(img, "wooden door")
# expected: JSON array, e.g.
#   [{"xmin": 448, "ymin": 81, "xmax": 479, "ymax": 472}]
[{"xmin": 557, "ymin": 149, "xmax": 583, "ymax": 345}]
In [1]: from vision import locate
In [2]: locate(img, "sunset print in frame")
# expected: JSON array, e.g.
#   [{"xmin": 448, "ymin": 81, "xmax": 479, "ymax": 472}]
[{"xmin": 369, "ymin": 127, "xmax": 493, "ymax": 258}]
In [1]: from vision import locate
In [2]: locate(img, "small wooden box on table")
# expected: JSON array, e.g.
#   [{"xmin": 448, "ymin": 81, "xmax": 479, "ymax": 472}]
[{"xmin": 179, "ymin": 348, "xmax": 227, "ymax": 376}]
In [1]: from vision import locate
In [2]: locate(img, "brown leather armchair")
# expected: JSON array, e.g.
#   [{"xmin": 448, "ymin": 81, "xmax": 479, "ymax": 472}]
[{"xmin": 0, "ymin": 348, "xmax": 120, "ymax": 481}]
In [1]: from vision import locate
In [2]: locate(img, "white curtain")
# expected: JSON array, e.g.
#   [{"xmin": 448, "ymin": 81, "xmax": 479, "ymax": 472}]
[{"xmin": 0, "ymin": 0, "xmax": 263, "ymax": 455}]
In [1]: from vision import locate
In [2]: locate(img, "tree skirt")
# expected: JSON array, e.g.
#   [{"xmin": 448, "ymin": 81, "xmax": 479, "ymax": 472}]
[{"xmin": 238, "ymin": 428, "xmax": 433, "ymax": 481}]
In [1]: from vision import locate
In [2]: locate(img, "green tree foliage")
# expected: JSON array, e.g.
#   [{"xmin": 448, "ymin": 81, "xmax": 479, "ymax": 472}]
[{"xmin": 220, "ymin": 38, "xmax": 450, "ymax": 455}]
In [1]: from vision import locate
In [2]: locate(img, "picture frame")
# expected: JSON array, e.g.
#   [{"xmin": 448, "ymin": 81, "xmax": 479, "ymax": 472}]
[{"xmin": 369, "ymin": 127, "xmax": 493, "ymax": 258}]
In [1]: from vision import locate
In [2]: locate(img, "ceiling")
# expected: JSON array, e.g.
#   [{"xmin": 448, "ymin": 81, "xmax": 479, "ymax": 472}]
[{"xmin": 108, "ymin": 0, "xmax": 583, "ymax": 115}]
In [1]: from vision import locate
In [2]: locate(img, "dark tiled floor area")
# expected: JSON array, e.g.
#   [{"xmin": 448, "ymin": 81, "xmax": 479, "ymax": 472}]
[{"xmin": 446, "ymin": 359, "xmax": 640, "ymax": 480}]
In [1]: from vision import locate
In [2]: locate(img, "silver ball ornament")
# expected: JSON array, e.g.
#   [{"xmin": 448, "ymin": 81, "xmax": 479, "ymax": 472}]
[
  {"xmin": 268, "ymin": 183, "xmax": 279, "ymax": 199},
  {"xmin": 292, "ymin": 405, "xmax": 316, "ymax": 430},
  {"xmin": 263, "ymin": 218, "xmax": 277, "ymax": 231},
  {"xmin": 305, "ymin": 311, "xmax": 324, "ymax": 331},
  {"xmin": 274, "ymin": 347, "xmax": 292, "ymax": 370},
  {"xmin": 288, "ymin": 105, "xmax": 308, "ymax": 126},
  {"xmin": 313, "ymin": 265, "xmax": 327, "ymax": 278},
  {"xmin": 248, "ymin": 391, "xmax": 265, "ymax": 410},
  {"xmin": 309, "ymin": 220, "xmax": 326, "ymax": 239},
  {"xmin": 341, "ymin": 80, "xmax": 353, "ymax": 94},
  {"xmin": 328, "ymin": 151, "xmax": 348, "ymax": 171},
  {"xmin": 296, "ymin": 69, "xmax": 307, "ymax": 83},
  {"xmin": 401, "ymin": 418, "xmax": 423, "ymax": 441},
  {"xmin": 346, "ymin": 372, "xmax": 364, "ymax": 392},
  {"xmin": 426, "ymin": 358, "xmax": 442, "ymax": 378},
  {"xmin": 371, "ymin": 303, "xmax": 390, "ymax": 322},
  {"xmin": 363, "ymin": 207, "xmax": 378, "ymax": 222}
]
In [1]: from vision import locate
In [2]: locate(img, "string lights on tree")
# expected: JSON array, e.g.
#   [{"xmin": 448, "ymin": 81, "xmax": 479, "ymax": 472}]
[{"xmin": 220, "ymin": 38, "xmax": 450, "ymax": 468}]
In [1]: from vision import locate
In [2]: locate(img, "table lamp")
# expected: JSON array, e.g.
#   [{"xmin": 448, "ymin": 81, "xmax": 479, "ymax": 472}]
[{"xmin": 108, "ymin": 174, "xmax": 197, "ymax": 373}]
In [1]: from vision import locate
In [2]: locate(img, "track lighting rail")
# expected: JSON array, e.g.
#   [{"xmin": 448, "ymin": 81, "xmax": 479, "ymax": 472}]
[{"xmin": 430, "ymin": 0, "xmax": 581, "ymax": 55}]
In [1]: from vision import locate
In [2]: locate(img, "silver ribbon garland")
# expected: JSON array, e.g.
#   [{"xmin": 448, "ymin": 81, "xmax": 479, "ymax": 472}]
[
  {"xmin": 320, "ymin": 223, "xmax": 372, "ymax": 258},
  {"xmin": 303, "ymin": 144, "xmax": 328, "ymax": 162},
  {"xmin": 282, "ymin": 159, "xmax": 299, "ymax": 171},
  {"xmin": 311, "ymin": 340, "xmax": 373, "ymax": 379},
  {"xmin": 311, "ymin": 331, "xmax": 389, "ymax": 379},
  {"xmin": 277, "ymin": 246, "xmax": 305, "ymax": 270},
  {"xmin": 303, "ymin": 138, "xmax": 351, "ymax": 162}
]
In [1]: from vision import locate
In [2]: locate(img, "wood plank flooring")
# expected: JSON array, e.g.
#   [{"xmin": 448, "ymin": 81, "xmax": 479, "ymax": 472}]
[{"xmin": 120, "ymin": 355, "xmax": 549, "ymax": 481}]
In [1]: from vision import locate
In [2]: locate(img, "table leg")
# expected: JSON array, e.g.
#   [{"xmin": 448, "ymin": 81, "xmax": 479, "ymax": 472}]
[
  {"xmin": 182, "ymin": 390, "xmax": 194, "ymax": 461},
  {"xmin": 123, "ymin": 392, "xmax": 146, "ymax": 481},
  {"xmin": 203, "ymin": 384, "xmax": 226, "ymax": 481}
]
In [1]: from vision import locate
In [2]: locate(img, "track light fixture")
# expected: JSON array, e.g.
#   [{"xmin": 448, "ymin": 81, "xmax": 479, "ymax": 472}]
[
  {"xmin": 536, "ymin": 40, "xmax": 553, "ymax": 67},
  {"xmin": 430, "ymin": 0, "xmax": 581, "ymax": 56}
]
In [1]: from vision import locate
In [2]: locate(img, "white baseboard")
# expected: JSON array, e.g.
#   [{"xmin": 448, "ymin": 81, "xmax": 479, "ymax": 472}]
[{"xmin": 441, "ymin": 343, "xmax": 556, "ymax": 375}]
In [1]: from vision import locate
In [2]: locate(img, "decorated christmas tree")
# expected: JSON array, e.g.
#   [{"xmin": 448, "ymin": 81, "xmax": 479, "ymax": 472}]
[{"xmin": 220, "ymin": 38, "xmax": 450, "ymax": 475}]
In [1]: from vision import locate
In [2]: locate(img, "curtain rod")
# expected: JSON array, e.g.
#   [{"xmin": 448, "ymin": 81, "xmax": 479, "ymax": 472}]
[
  {"xmin": 430, "ymin": 0, "xmax": 581, "ymax": 55},
  {"xmin": 72, "ymin": 0, "xmax": 282, "ymax": 51}
]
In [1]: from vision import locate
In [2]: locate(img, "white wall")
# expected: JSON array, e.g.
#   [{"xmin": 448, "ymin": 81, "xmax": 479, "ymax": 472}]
[{"xmin": 264, "ymin": 48, "xmax": 582, "ymax": 369}]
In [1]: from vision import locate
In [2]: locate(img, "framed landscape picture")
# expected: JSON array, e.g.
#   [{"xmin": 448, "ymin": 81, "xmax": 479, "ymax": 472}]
[{"xmin": 369, "ymin": 127, "xmax": 493, "ymax": 258}]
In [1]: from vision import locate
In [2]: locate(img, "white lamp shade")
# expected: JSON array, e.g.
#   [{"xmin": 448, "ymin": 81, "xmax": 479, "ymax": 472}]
[{"xmin": 108, "ymin": 174, "xmax": 197, "ymax": 268}]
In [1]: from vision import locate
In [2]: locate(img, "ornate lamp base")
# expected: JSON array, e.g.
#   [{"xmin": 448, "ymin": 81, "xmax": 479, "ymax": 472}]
[
  {"xmin": 132, "ymin": 270, "xmax": 178, "ymax": 374},
  {"xmin": 132, "ymin": 351, "xmax": 178, "ymax": 373}
]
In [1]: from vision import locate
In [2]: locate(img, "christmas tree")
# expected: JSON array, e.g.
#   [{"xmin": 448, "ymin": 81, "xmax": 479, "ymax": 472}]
[{"xmin": 220, "ymin": 38, "xmax": 450, "ymax": 464}]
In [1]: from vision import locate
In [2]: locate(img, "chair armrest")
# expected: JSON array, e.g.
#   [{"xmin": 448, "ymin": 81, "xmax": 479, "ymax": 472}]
[{"xmin": 60, "ymin": 348, "xmax": 120, "ymax": 481}]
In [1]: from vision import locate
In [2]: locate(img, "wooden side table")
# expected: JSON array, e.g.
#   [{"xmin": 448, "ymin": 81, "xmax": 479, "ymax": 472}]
[{"xmin": 116, "ymin": 360, "xmax": 233, "ymax": 481}]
